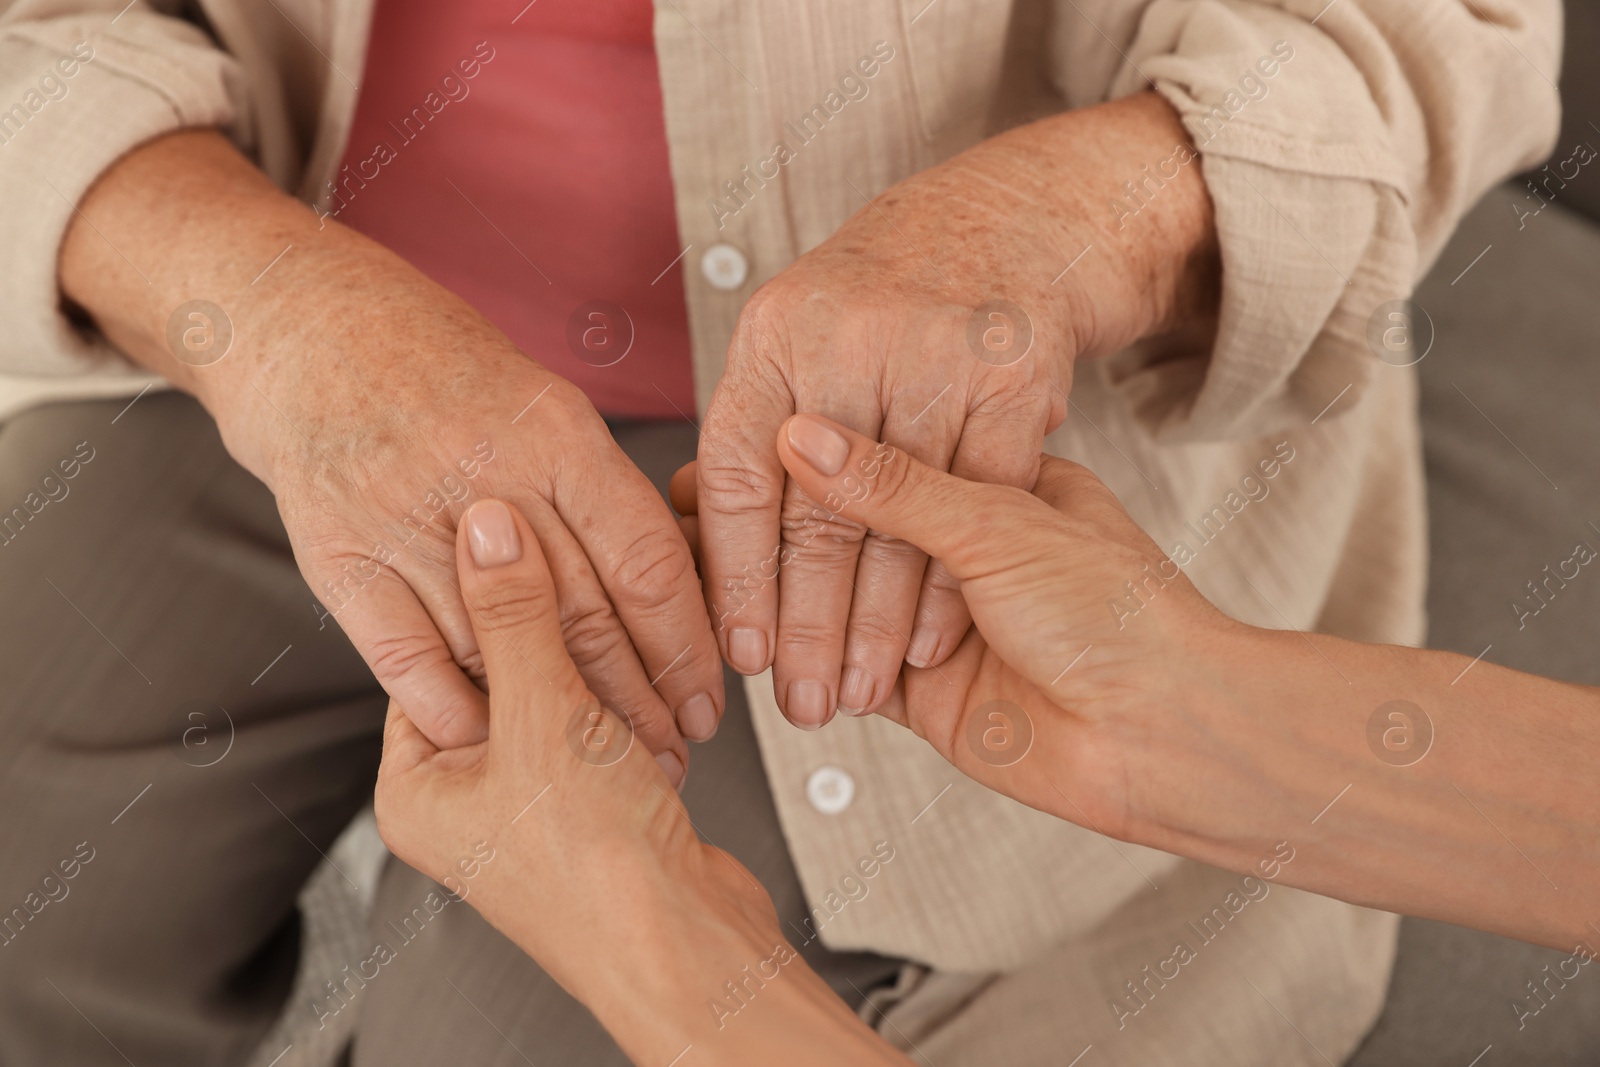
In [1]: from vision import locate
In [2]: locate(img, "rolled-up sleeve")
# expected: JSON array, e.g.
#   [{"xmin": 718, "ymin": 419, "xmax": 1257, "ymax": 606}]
[
  {"xmin": 0, "ymin": 3, "xmax": 246, "ymax": 379},
  {"xmin": 1058, "ymin": 0, "xmax": 1562, "ymax": 441}
]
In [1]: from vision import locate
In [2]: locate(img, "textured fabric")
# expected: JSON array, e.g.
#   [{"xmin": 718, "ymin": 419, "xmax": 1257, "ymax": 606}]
[
  {"xmin": 0, "ymin": 2, "xmax": 246, "ymax": 413},
  {"xmin": 0, "ymin": 0, "xmax": 1565, "ymax": 1063},
  {"xmin": 0, "ymin": 392, "xmax": 387, "ymax": 1066},
  {"xmin": 332, "ymin": 0, "xmax": 697, "ymax": 418}
]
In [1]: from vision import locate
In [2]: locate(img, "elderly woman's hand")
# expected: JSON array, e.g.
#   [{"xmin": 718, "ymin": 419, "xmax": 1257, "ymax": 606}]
[
  {"xmin": 691, "ymin": 91, "xmax": 1218, "ymax": 732},
  {"xmin": 374, "ymin": 498, "xmax": 909, "ymax": 1067}
]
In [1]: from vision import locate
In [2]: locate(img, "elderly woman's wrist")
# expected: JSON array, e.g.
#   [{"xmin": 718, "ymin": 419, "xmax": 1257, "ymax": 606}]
[
  {"xmin": 214, "ymin": 229, "xmax": 546, "ymax": 489},
  {"xmin": 1069, "ymin": 92, "xmax": 1220, "ymax": 355}
]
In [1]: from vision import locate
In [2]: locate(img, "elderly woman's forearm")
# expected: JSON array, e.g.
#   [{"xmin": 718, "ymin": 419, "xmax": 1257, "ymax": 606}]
[{"xmin": 56, "ymin": 128, "xmax": 494, "ymax": 484}]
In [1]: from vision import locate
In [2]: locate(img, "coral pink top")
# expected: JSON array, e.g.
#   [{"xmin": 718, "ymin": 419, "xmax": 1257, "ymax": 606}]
[{"xmin": 333, "ymin": 0, "xmax": 696, "ymax": 419}]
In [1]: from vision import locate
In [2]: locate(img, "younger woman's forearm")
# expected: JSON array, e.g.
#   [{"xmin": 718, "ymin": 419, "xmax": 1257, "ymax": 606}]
[
  {"xmin": 579, "ymin": 906, "xmax": 909, "ymax": 1066},
  {"xmin": 1146, "ymin": 625, "xmax": 1600, "ymax": 951},
  {"xmin": 488, "ymin": 860, "xmax": 909, "ymax": 1067}
]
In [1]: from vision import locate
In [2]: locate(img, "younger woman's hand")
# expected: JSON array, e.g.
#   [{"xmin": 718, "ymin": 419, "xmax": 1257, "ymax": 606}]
[
  {"xmin": 780, "ymin": 416, "xmax": 1600, "ymax": 955},
  {"xmin": 374, "ymin": 499, "xmax": 769, "ymax": 1050},
  {"xmin": 373, "ymin": 497, "xmax": 907, "ymax": 1066},
  {"xmin": 772, "ymin": 413, "xmax": 1250, "ymax": 847}
]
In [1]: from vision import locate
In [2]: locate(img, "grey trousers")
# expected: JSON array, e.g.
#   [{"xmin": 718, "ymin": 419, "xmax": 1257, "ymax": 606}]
[{"xmin": 0, "ymin": 392, "xmax": 899, "ymax": 1066}]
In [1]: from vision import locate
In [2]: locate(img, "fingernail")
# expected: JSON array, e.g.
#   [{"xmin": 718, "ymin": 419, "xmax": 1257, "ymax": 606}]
[
  {"xmin": 837, "ymin": 666, "xmax": 876, "ymax": 716},
  {"xmin": 906, "ymin": 627, "xmax": 940, "ymax": 669},
  {"xmin": 727, "ymin": 627, "xmax": 769, "ymax": 675},
  {"xmin": 655, "ymin": 750, "xmax": 686, "ymax": 791},
  {"xmin": 466, "ymin": 500, "xmax": 521, "ymax": 569},
  {"xmin": 787, "ymin": 680, "xmax": 830, "ymax": 730},
  {"xmin": 677, "ymin": 692, "xmax": 718, "ymax": 742},
  {"xmin": 786, "ymin": 415, "xmax": 849, "ymax": 476}
]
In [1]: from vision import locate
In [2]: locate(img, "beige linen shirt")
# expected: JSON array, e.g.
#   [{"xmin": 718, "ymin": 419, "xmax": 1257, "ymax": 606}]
[{"xmin": 0, "ymin": 1, "xmax": 1562, "ymax": 1063}]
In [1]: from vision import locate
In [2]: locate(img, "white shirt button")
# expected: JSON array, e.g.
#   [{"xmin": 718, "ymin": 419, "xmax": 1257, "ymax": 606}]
[
  {"xmin": 805, "ymin": 765, "xmax": 855, "ymax": 815},
  {"xmin": 700, "ymin": 242, "xmax": 749, "ymax": 291}
]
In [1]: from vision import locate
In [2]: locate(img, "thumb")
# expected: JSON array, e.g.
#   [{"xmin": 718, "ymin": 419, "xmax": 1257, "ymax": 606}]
[
  {"xmin": 456, "ymin": 499, "xmax": 592, "ymax": 730},
  {"xmin": 776, "ymin": 413, "xmax": 1029, "ymax": 578}
]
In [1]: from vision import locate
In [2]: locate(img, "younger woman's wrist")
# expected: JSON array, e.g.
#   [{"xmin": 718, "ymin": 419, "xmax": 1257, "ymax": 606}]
[{"xmin": 1105, "ymin": 615, "xmax": 1318, "ymax": 869}]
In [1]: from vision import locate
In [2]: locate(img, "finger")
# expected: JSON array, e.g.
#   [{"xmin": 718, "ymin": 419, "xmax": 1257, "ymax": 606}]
[
  {"xmin": 907, "ymin": 558, "xmax": 967, "ymax": 669},
  {"xmin": 696, "ymin": 358, "xmax": 795, "ymax": 676},
  {"xmin": 910, "ymin": 390, "xmax": 1050, "ymax": 667},
  {"xmin": 897, "ymin": 626, "xmax": 988, "ymax": 756},
  {"xmin": 834, "ymin": 541, "xmax": 922, "ymax": 716},
  {"xmin": 456, "ymin": 498, "xmax": 590, "ymax": 700},
  {"xmin": 834, "ymin": 384, "xmax": 958, "ymax": 715},
  {"xmin": 671, "ymin": 463, "xmax": 702, "ymax": 569},
  {"xmin": 677, "ymin": 515, "xmax": 701, "ymax": 565},
  {"xmin": 870, "ymin": 626, "xmax": 986, "ymax": 745},
  {"xmin": 771, "ymin": 478, "xmax": 862, "ymax": 729},
  {"xmin": 456, "ymin": 499, "xmax": 687, "ymax": 789},
  {"xmin": 776, "ymin": 413, "xmax": 1024, "ymax": 576},
  {"xmin": 871, "ymin": 674, "xmax": 912, "ymax": 731},
  {"xmin": 379, "ymin": 698, "xmax": 440, "ymax": 779},
  {"xmin": 385, "ymin": 532, "xmax": 491, "ymax": 688},
  {"xmin": 669, "ymin": 461, "xmax": 698, "ymax": 517},
  {"xmin": 1031, "ymin": 454, "xmax": 1098, "ymax": 510},
  {"xmin": 327, "ymin": 562, "xmax": 490, "ymax": 749},
  {"xmin": 770, "ymin": 383, "xmax": 883, "ymax": 728},
  {"xmin": 518, "ymin": 499, "xmax": 691, "ymax": 770},
  {"xmin": 552, "ymin": 438, "xmax": 725, "ymax": 746}
]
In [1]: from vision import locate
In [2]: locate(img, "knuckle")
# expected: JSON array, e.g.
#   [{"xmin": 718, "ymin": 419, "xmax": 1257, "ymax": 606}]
[
  {"xmin": 730, "ymin": 284, "xmax": 792, "ymax": 354},
  {"xmin": 296, "ymin": 528, "xmax": 370, "ymax": 562},
  {"xmin": 456, "ymin": 647, "xmax": 487, "ymax": 682},
  {"xmin": 826, "ymin": 445, "xmax": 918, "ymax": 518},
  {"xmin": 844, "ymin": 611, "xmax": 906, "ymax": 649},
  {"xmin": 779, "ymin": 499, "xmax": 864, "ymax": 563},
  {"xmin": 649, "ymin": 635, "xmax": 720, "ymax": 692},
  {"xmin": 857, "ymin": 528, "xmax": 927, "ymax": 575},
  {"xmin": 863, "ymin": 443, "xmax": 915, "ymax": 499},
  {"xmin": 365, "ymin": 631, "xmax": 453, "ymax": 685},
  {"xmin": 1057, "ymin": 461, "xmax": 1106, "ymax": 499},
  {"xmin": 469, "ymin": 577, "xmax": 555, "ymax": 636},
  {"xmin": 559, "ymin": 600, "xmax": 629, "ymax": 671},
  {"xmin": 627, "ymin": 707, "xmax": 681, "ymax": 755},
  {"xmin": 774, "ymin": 618, "xmax": 842, "ymax": 652},
  {"xmin": 611, "ymin": 528, "xmax": 694, "ymax": 612},
  {"xmin": 543, "ymin": 377, "xmax": 602, "ymax": 424},
  {"xmin": 991, "ymin": 481, "xmax": 1043, "ymax": 511},
  {"xmin": 697, "ymin": 458, "xmax": 783, "ymax": 515},
  {"xmin": 971, "ymin": 380, "xmax": 1051, "ymax": 418}
]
